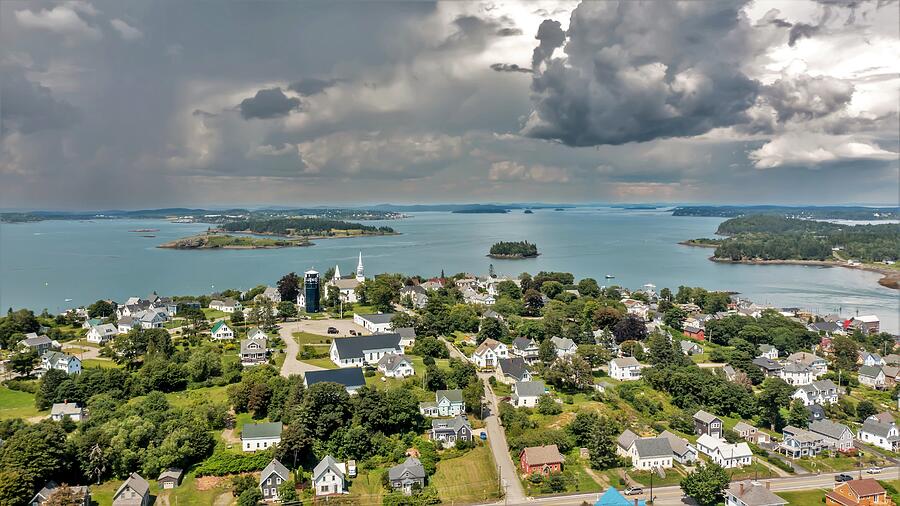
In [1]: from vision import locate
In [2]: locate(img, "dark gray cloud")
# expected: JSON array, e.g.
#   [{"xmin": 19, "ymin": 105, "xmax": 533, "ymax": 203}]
[
  {"xmin": 490, "ymin": 63, "xmax": 532, "ymax": 73},
  {"xmin": 764, "ymin": 75, "xmax": 854, "ymax": 122},
  {"xmin": 497, "ymin": 27, "xmax": 523, "ymax": 36},
  {"xmin": 523, "ymin": 2, "xmax": 760, "ymax": 146},
  {"xmin": 238, "ymin": 87, "xmax": 301, "ymax": 119},
  {"xmin": 788, "ymin": 23, "xmax": 820, "ymax": 46},
  {"xmin": 1, "ymin": 67, "xmax": 79, "ymax": 135},
  {"xmin": 288, "ymin": 78, "xmax": 339, "ymax": 96},
  {"xmin": 531, "ymin": 19, "xmax": 564, "ymax": 69}
]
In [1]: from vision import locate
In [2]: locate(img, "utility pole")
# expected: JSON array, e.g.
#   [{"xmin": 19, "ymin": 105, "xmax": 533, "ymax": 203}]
[{"xmin": 649, "ymin": 468, "xmax": 654, "ymax": 505}]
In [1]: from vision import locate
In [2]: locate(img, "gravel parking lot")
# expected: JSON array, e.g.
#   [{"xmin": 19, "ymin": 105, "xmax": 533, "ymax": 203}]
[{"xmin": 299, "ymin": 318, "xmax": 368, "ymax": 337}]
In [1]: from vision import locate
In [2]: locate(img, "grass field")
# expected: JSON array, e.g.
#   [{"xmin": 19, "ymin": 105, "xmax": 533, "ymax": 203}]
[
  {"xmin": 166, "ymin": 385, "xmax": 229, "ymax": 408},
  {"xmin": 776, "ymin": 488, "xmax": 828, "ymax": 505},
  {"xmin": 202, "ymin": 308, "xmax": 227, "ymax": 320},
  {"xmin": 0, "ymin": 386, "xmax": 45, "ymax": 420},
  {"xmin": 348, "ymin": 467, "xmax": 385, "ymax": 504},
  {"xmin": 90, "ymin": 472, "xmax": 229, "ymax": 506},
  {"xmin": 432, "ymin": 445, "xmax": 500, "ymax": 503},
  {"xmin": 292, "ymin": 331, "xmax": 333, "ymax": 346},
  {"xmin": 82, "ymin": 358, "xmax": 121, "ymax": 368},
  {"xmin": 300, "ymin": 357, "xmax": 338, "ymax": 369}
]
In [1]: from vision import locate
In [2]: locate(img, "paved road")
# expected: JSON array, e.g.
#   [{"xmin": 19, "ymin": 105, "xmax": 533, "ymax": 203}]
[
  {"xmin": 277, "ymin": 321, "xmax": 325, "ymax": 378},
  {"xmin": 481, "ymin": 375, "xmax": 527, "ymax": 504},
  {"xmin": 477, "ymin": 466, "xmax": 900, "ymax": 506}
]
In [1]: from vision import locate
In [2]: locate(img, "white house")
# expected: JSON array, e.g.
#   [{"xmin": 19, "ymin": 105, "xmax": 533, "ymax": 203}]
[
  {"xmin": 757, "ymin": 344, "xmax": 779, "ymax": 360},
  {"xmin": 41, "ymin": 351, "xmax": 82, "ymax": 375},
  {"xmin": 471, "ymin": 338, "xmax": 509, "ymax": 369},
  {"xmin": 858, "ymin": 416, "xmax": 900, "ymax": 451},
  {"xmin": 792, "ymin": 379, "xmax": 839, "ymax": 406},
  {"xmin": 247, "ymin": 328, "xmax": 268, "ymax": 340},
  {"xmin": 622, "ymin": 437, "xmax": 674, "ymax": 470},
  {"xmin": 550, "ymin": 336, "xmax": 578, "ymax": 357},
  {"xmin": 860, "ymin": 351, "xmax": 886, "ymax": 368},
  {"xmin": 419, "ymin": 389, "xmax": 465, "ymax": 417},
  {"xmin": 780, "ymin": 363, "xmax": 813, "ymax": 386},
  {"xmin": 859, "ymin": 365, "xmax": 887, "ymax": 389},
  {"xmin": 609, "ymin": 357, "xmax": 642, "ymax": 381},
  {"xmin": 259, "ymin": 286, "xmax": 281, "ymax": 303},
  {"xmin": 328, "ymin": 276, "xmax": 361, "ymax": 304},
  {"xmin": 696, "ymin": 434, "xmax": 753, "ymax": 468},
  {"xmin": 786, "ymin": 352, "xmax": 828, "ymax": 378},
  {"xmin": 353, "ymin": 313, "xmax": 394, "ymax": 333},
  {"xmin": 330, "ymin": 333, "xmax": 403, "ymax": 367},
  {"xmin": 241, "ymin": 422, "xmax": 282, "ymax": 452},
  {"xmin": 511, "ymin": 337, "xmax": 540, "ymax": 364},
  {"xmin": 399, "ymin": 285, "xmax": 428, "ymax": 309},
  {"xmin": 209, "ymin": 299, "xmax": 241, "ymax": 313},
  {"xmin": 86, "ymin": 324, "xmax": 118, "ymax": 344},
  {"xmin": 511, "ymin": 380, "xmax": 545, "ymax": 408},
  {"xmin": 210, "ymin": 321, "xmax": 234, "ymax": 340},
  {"xmin": 240, "ymin": 339, "xmax": 268, "ymax": 366},
  {"xmin": 680, "ymin": 340, "xmax": 702, "ymax": 356},
  {"xmin": 659, "ymin": 430, "xmax": 697, "ymax": 464},
  {"xmin": 313, "ymin": 455, "xmax": 346, "ymax": 496},
  {"xmin": 117, "ymin": 316, "xmax": 135, "ymax": 334},
  {"xmin": 50, "ymin": 402, "xmax": 84, "ymax": 422},
  {"xmin": 377, "ymin": 353, "xmax": 415, "ymax": 378}
]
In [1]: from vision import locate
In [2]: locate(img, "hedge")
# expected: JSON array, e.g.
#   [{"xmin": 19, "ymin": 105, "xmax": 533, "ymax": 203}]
[{"xmin": 195, "ymin": 449, "xmax": 275, "ymax": 476}]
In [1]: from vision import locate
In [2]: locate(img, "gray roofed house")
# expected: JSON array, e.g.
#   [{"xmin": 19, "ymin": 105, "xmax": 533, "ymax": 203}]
[
  {"xmin": 20, "ymin": 334, "xmax": 54, "ymax": 353},
  {"xmin": 395, "ymin": 327, "xmax": 417, "ymax": 347},
  {"xmin": 511, "ymin": 337, "xmax": 539, "ymax": 363},
  {"xmin": 659, "ymin": 430, "xmax": 697, "ymax": 464},
  {"xmin": 809, "ymin": 321, "xmax": 842, "ymax": 334},
  {"xmin": 633, "ymin": 437, "xmax": 673, "ymax": 459},
  {"xmin": 757, "ymin": 344, "xmax": 778, "ymax": 359},
  {"xmin": 431, "ymin": 415, "xmax": 472, "ymax": 446},
  {"xmin": 112, "ymin": 472, "xmax": 150, "ymax": 506},
  {"xmin": 260, "ymin": 458, "xmax": 290, "ymax": 500},
  {"xmin": 388, "ymin": 457, "xmax": 426, "ymax": 495},
  {"xmin": 377, "ymin": 353, "xmax": 414, "ymax": 378},
  {"xmin": 313, "ymin": 455, "xmax": 346, "ymax": 496},
  {"xmin": 512, "ymin": 380, "xmax": 545, "ymax": 408},
  {"xmin": 496, "ymin": 357, "xmax": 533, "ymax": 384},
  {"xmin": 241, "ymin": 422, "xmax": 283, "ymax": 452},
  {"xmin": 808, "ymin": 420, "xmax": 854, "ymax": 451},
  {"xmin": 419, "ymin": 389, "xmax": 465, "ymax": 417},
  {"xmin": 752, "ymin": 357, "xmax": 783, "ymax": 376},
  {"xmin": 50, "ymin": 402, "xmax": 84, "ymax": 422},
  {"xmin": 304, "ymin": 368, "xmax": 366, "ymax": 394},
  {"xmin": 725, "ymin": 480, "xmax": 788, "ymax": 506},
  {"xmin": 550, "ymin": 336, "xmax": 577, "ymax": 356},
  {"xmin": 693, "ymin": 410, "xmax": 723, "ymax": 438},
  {"xmin": 29, "ymin": 481, "xmax": 90, "ymax": 506},
  {"xmin": 884, "ymin": 354, "xmax": 900, "ymax": 365},
  {"xmin": 240, "ymin": 338, "xmax": 268, "ymax": 366},
  {"xmin": 330, "ymin": 333, "xmax": 403, "ymax": 366},
  {"xmin": 858, "ymin": 417, "xmax": 900, "ymax": 451},
  {"xmin": 680, "ymin": 340, "xmax": 702, "ymax": 355},
  {"xmin": 617, "ymin": 429, "xmax": 638, "ymax": 452},
  {"xmin": 157, "ymin": 468, "xmax": 183, "ymax": 489}
]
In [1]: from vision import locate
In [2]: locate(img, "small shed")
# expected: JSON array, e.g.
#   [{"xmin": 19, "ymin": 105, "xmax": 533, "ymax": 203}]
[{"xmin": 158, "ymin": 468, "xmax": 183, "ymax": 489}]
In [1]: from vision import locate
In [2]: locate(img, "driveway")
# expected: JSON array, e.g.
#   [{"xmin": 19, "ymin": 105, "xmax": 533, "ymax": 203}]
[
  {"xmin": 481, "ymin": 375, "xmax": 526, "ymax": 504},
  {"xmin": 277, "ymin": 321, "xmax": 326, "ymax": 378}
]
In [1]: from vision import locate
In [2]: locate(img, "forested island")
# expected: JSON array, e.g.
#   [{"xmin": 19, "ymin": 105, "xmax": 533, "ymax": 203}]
[
  {"xmin": 672, "ymin": 205, "xmax": 900, "ymax": 220},
  {"xmin": 685, "ymin": 215, "xmax": 900, "ymax": 288},
  {"xmin": 0, "ymin": 207, "xmax": 403, "ymax": 224},
  {"xmin": 488, "ymin": 241, "xmax": 539, "ymax": 259},
  {"xmin": 219, "ymin": 217, "xmax": 396, "ymax": 237},
  {"xmin": 158, "ymin": 233, "xmax": 310, "ymax": 249}
]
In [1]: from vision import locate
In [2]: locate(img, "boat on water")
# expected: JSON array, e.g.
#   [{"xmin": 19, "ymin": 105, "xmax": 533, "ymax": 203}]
[
  {"xmin": 142, "ymin": 235, "xmax": 157, "ymax": 238},
  {"xmin": 605, "ymin": 274, "xmax": 615, "ymax": 279}
]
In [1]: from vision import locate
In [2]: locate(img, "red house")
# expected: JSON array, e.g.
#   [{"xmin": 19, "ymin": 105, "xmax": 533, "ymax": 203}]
[
  {"xmin": 519, "ymin": 445, "xmax": 564, "ymax": 475},
  {"xmin": 683, "ymin": 326, "xmax": 705, "ymax": 341}
]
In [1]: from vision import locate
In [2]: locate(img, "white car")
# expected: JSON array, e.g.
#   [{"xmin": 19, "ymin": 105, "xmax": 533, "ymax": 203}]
[{"xmin": 867, "ymin": 467, "xmax": 882, "ymax": 474}]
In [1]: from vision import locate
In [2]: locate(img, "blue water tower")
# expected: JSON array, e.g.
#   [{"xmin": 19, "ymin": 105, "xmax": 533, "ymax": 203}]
[{"xmin": 304, "ymin": 269, "xmax": 320, "ymax": 313}]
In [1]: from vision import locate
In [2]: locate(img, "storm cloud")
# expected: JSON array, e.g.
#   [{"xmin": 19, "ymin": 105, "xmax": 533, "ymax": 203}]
[
  {"xmin": 238, "ymin": 88, "xmax": 301, "ymax": 120},
  {"xmin": 0, "ymin": 67, "xmax": 79, "ymax": 135},
  {"xmin": 523, "ymin": 2, "xmax": 760, "ymax": 146}
]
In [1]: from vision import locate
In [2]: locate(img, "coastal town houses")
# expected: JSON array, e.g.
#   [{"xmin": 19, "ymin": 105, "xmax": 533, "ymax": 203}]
[
  {"xmin": 683, "ymin": 325, "xmax": 705, "ymax": 341},
  {"xmin": 419, "ymin": 389, "xmax": 465, "ymax": 417},
  {"xmin": 860, "ymin": 351, "xmax": 886, "ymax": 367},
  {"xmin": 209, "ymin": 298, "xmax": 241, "ymax": 313},
  {"xmin": 29, "ymin": 481, "xmax": 90, "ymax": 506},
  {"xmin": 520, "ymin": 444, "xmax": 564, "ymax": 476},
  {"xmin": 609, "ymin": 357, "xmax": 642, "ymax": 381},
  {"xmin": 758, "ymin": 344, "xmax": 779, "ymax": 360},
  {"xmin": 511, "ymin": 380, "xmax": 545, "ymax": 408},
  {"xmin": 112, "ymin": 473, "xmax": 150, "ymax": 506},
  {"xmin": 826, "ymin": 479, "xmax": 894, "ymax": 506},
  {"xmin": 431, "ymin": 416, "xmax": 472, "ymax": 446},
  {"xmin": 725, "ymin": 480, "xmax": 787, "ymax": 506},
  {"xmin": 619, "ymin": 435, "xmax": 674, "ymax": 470},
  {"xmin": 247, "ymin": 327, "xmax": 267, "ymax": 340},
  {"xmin": 134, "ymin": 308, "xmax": 168, "ymax": 329},
  {"xmin": 117, "ymin": 316, "xmax": 135, "ymax": 334},
  {"xmin": 680, "ymin": 340, "xmax": 702, "ymax": 356},
  {"xmin": 330, "ymin": 333, "xmax": 403, "ymax": 367},
  {"xmin": 858, "ymin": 365, "xmax": 887, "ymax": 389},
  {"xmin": 696, "ymin": 434, "xmax": 753, "ymax": 468},
  {"xmin": 313, "ymin": 455, "xmax": 346, "ymax": 496},
  {"xmin": 752, "ymin": 357, "xmax": 783, "ymax": 378},
  {"xmin": 693, "ymin": 410, "xmax": 724, "ymax": 439},
  {"xmin": 328, "ymin": 272, "xmax": 361, "ymax": 304},
  {"xmin": 396, "ymin": 327, "xmax": 417, "ymax": 349},
  {"xmin": 659, "ymin": 430, "xmax": 698, "ymax": 464},
  {"xmin": 781, "ymin": 425, "xmax": 826, "ymax": 458},
  {"xmin": 400, "ymin": 285, "xmax": 428, "ymax": 309},
  {"xmin": 472, "ymin": 338, "xmax": 509, "ymax": 369},
  {"xmin": 550, "ymin": 336, "xmax": 578, "ymax": 357},
  {"xmin": 353, "ymin": 313, "xmax": 395, "ymax": 333},
  {"xmin": 260, "ymin": 458, "xmax": 290, "ymax": 501},
  {"xmin": 792, "ymin": 379, "xmax": 840, "ymax": 406},
  {"xmin": 808, "ymin": 419, "xmax": 855, "ymax": 452},
  {"xmin": 86, "ymin": 324, "xmax": 117, "ymax": 344},
  {"xmin": 241, "ymin": 422, "xmax": 283, "ymax": 452},
  {"xmin": 257, "ymin": 286, "xmax": 281, "ymax": 303},
  {"xmin": 304, "ymin": 368, "xmax": 366, "ymax": 394},
  {"xmin": 50, "ymin": 402, "xmax": 84, "ymax": 422},
  {"xmin": 461, "ymin": 287, "xmax": 495, "ymax": 306},
  {"xmin": 857, "ymin": 415, "xmax": 900, "ymax": 451},
  {"xmin": 377, "ymin": 353, "xmax": 415, "ymax": 378},
  {"xmin": 780, "ymin": 362, "xmax": 813, "ymax": 386},
  {"xmin": 511, "ymin": 337, "xmax": 540, "ymax": 364},
  {"xmin": 496, "ymin": 357, "xmax": 533, "ymax": 384},
  {"xmin": 388, "ymin": 457, "xmax": 427, "ymax": 495},
  {"xmin": 852, "ymin": 315, "xmax": 881, "ymax": 334},
  {"xmin": 210, "ymin": 321, "xmax": 234, "ymax": 340},
  {"xmin": 239, "ymin": 338, "xmax": 267, "ymax": 366},
  {"xmin": 786, "ymin": 352, "xmax": 828, "ymax": 377},
  {"xmin": 41, "ymin": 351, "xmax": 81, "ymax": 375}
]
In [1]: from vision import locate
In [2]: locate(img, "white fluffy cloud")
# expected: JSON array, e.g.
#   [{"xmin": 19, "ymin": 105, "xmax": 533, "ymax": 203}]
[
  {"xmin": 14, "ymin": 4, "xmax": 101, "ymax": 42},
  {"xmin": 750, "ymin": 133, "xmax": 897, "ymax": 169}
]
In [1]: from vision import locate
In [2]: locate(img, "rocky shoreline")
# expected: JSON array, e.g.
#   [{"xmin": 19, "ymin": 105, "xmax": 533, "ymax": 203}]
[{"xmin": 708, "ymin": 257, "xmax": 899, "ymax": 290}]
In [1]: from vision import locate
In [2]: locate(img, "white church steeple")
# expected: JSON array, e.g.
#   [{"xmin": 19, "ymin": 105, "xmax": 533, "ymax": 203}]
[
  {"xmin": 356, "ymin": 252, "xmax": 365, "ymax": 282},
  {"xmin": 333, "ymin": 264, "xmax": 342, "ymax": 280}
]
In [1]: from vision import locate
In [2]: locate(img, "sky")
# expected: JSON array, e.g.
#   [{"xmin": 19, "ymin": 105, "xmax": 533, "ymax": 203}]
[{"xmin": 1, "ymin": 0, "xmax": 898, "ymax": 209}]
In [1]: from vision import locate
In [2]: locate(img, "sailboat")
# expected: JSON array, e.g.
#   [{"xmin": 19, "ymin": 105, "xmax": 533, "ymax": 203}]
[{"xmin": 605, "ymin": 274, "xmax": 615, "ymax": 279}]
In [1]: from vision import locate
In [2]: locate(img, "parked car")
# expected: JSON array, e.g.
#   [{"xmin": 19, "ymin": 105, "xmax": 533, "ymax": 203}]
[
  {"xmin": 349, "ymin": 330, "xmax": 357, "ymax": 336},
  {"xmin": 327, "ymin": 326, "xmax": 339, "ymax": 334},
  {"xmin": 479, "ymin": 432, "xmax": 487, "ymax": 441},
  {"xmin": 624, "ymin": 487, "xmax": 643, "ymax": 496},
  {"xmin": 867, "ymin": 467, "xmax": 882, "ymax": 474},
  {"xmin": 835, "ymin": 474, "xmax": 853, "ymax": 482}
]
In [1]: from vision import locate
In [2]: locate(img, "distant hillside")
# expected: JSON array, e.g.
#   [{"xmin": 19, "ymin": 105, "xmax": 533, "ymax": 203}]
[{"xmin": 672, "ymin": 205, "xmax": 899, "ymax": 220}]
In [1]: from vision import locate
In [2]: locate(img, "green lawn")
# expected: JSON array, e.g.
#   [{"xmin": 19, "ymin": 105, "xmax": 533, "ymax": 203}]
[
  {"xmin": 292, "ymin": 331, "xmax": 333, "ymax": 346},
  {"xmin": 776, "ymin": 488, "xmax": 828, "ymax": 505},
  {"xmin": 0, "ymin": 386, "xmax": 46, "ymax": 420},
  {"xmin": 202, "ymin": 308, "xmax": 227, "ymax": 320},
  {"xmin": 82, "ymin": 358, "xmax": 121, "ymax": 369},
  {"xmin": 90, "ymin": 472, "xmax": 228, "ymax": 506},
  {"xmin": 432, "ymin": 445, "xmax": 500, "ymax": 503},
  {"xmin": 628, "ymin": 466, "xmax": 686, "ymax": 487},
  {"xmin": 166, "ymin": 385, "xmax": 229, "ymax": 408},
  {"xmin": 300, "ymin": 357, "xmax": 338, "ymax": 369},
  {"xmin": 348, "ymin": 467, "xmax": 385, "ymax": 504}
]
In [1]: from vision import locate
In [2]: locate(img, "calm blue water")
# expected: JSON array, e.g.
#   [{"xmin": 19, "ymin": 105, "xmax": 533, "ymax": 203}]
[{"xmin": 1, "ymin": 208, "xmax": 897, "ymax": 332}]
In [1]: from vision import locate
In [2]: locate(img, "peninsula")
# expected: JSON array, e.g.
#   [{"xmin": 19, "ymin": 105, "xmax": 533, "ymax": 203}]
[
  {"xmin": 488, "ymin": 240, "xmax": 539, "ymax": 259},
  {"xmin": 158, "ymin": 233, "xmax": 310, "ymax": 250}
]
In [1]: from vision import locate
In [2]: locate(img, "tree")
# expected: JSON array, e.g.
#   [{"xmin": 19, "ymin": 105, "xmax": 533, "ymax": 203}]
[
  {"xmin": 9, "ymin": 349, "xmax": 38, "ymax": 376},
  {"xmin": 232, "ymin": 475, "xmax": 257, "ymax": 497},
  {"xmin": 857, "ymin": 400, "xmax": 877, "ymax": 422},
  {"xmin": 576, "ymin": 278, "xmax": 600, "ymax": 297},
  {"xmin": 540, "ymin": 281, "xmax": 565, "ymax": 299},
  {"xmin": 586, "ymin": 417, "xmax": 620, "ymax": 470},
  {"xmin": 111, "ymin": 328, "xmax": 149, "ymax": 368},
  {"xmin": 477, "ymin": 317, "xmax": 507, "ymax": 344},
  {"xmin": 832, "ymin": 335, "xmax": 859, "ymax": 372},
  {"xmin": 277, "ymin": 301, "xmax": 297, "ymax": 320},
  {"xmin": 787, "ymin": 399, "xmax": 810, "ymax": 428},
  {"xmin": 663, "ymin": 306, "xmax": 687, "ymax": 331},
  {"xmin": 278, "ymin": 480, "xmax": 298, "ymax": 502},
  {"xmin": 536, "ymin": 395, "xmax": 562, "ymax": 415},
  {"xmin": 87, "ymin": 299, "xmax": 116, "ymax": 318},
  {"xmin": 660, "ymin": 287, "xmax": 673, "ymax": 301},
  {"xmin": 424, "ymin": 365, "xmax": 447, "ymax": 391},
  {"xmin": 544, "ymin": 356, "xmax": 593, "ymax": 391},
  {"xmin": 495, "ymin": 280, "xmax": 522, "ymax": 299},
  {"xmin": 0, "ymin": 468, "xmax": 34, "ymax": 506},
  {"xmin": 538, "ymin": 339, "xmax": 557, "ymax": 364},
  {"xmin": 237, "ymin": 487, "xmax": 263, "ymax": 506},
  {"xmin": 680, "ymin": 463, "xmax": 730, "ymax": 506},
  {"xmin": 230, "ymin": 309, "xmax": 245, "ymax": 326},
  {"xmin": 277, "ymin": 272, "xmax": 301, "ymax": 303},
  {"xmin": 523, "ymin": 289, "xmax": 544, "ymax": 316},
  {"xmin": 613, "ymin": 315, "xmax": 647, "ymax": 343},
  {"xmin": 758, "ymin": 378, "xmax": 795, "ymax": 429}
]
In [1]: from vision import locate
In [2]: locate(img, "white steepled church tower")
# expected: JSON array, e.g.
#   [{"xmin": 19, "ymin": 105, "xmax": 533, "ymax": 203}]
[
  {"xmin": 333, "ymin": 264, "xmax": 342, "ymax": 280},
  {"xmin": 356, "ymin": 252, "xmax": 365, "ymax": 282}
]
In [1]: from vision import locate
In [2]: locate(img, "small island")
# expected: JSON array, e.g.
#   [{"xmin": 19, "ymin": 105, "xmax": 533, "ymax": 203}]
[
  {"xmin": 158, "ymin": 233, "xmax": 310, "ymax": 250},
  {"xmin": 488, "ymin": 240, "xmax": 539, "ymax": 259}
]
